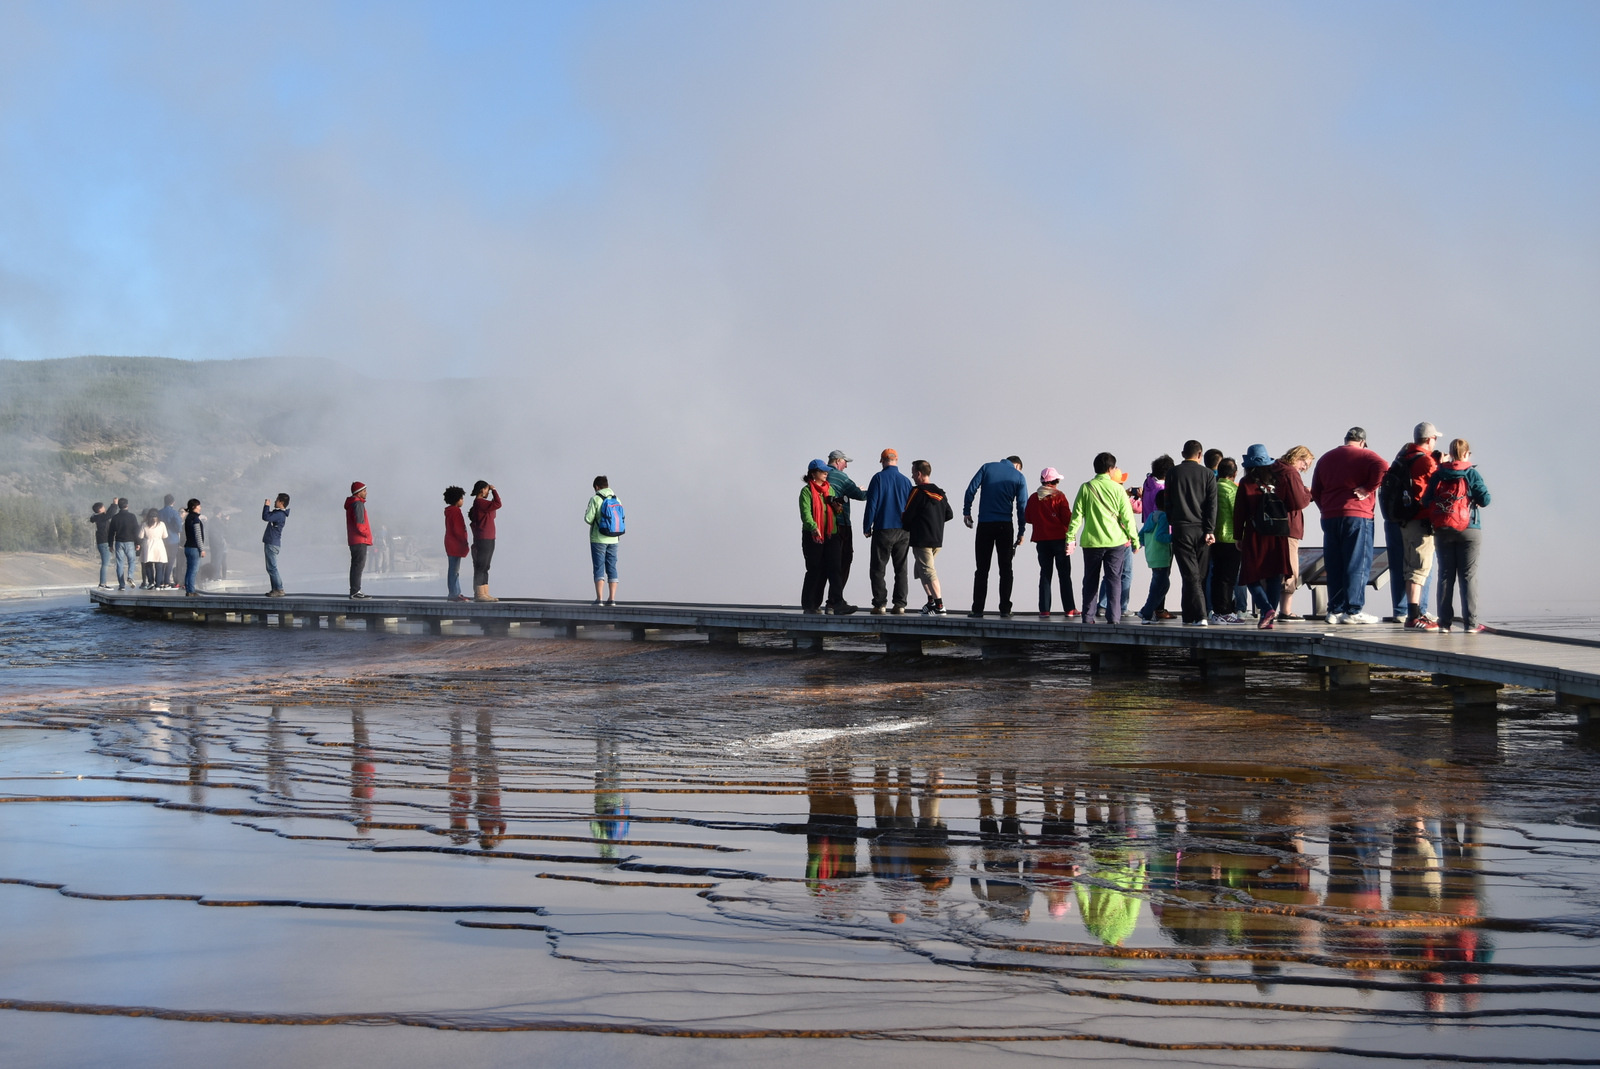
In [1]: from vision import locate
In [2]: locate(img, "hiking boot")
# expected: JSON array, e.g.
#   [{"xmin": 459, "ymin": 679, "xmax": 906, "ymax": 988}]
[
  {"xmin": 966, "ymin": 610, "xmax": 984, "ymax": 618},
  {"xmin": 268, "ymin": 589, "xmax": 286, "ymax": 598},
  {"xmin": 890, "ymin": 606, "xmax": 906, "ymax": 615},
  {"xmin": 870, "ymin": 605, "xmax": 888, "ymax": 616},
  {"xmin": 802, "ymin": 607, "xmax": 825, "ymax": 615}
]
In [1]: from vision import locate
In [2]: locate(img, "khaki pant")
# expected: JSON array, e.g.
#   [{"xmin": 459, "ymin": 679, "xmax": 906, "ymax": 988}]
[
  {"xmin": 1401, "ymin": 519, "xmax": 1435, "ymax": 585},
  {"xmin": 913, "ymin": 546, "xmax": 939, "ymax": 584}
]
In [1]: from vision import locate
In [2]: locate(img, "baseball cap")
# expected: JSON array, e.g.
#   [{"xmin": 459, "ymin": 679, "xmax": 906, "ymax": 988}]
[
  {"xmin": 1414, "ymin": 421, "xmax": 1439, "ymax": 442},
  {"xmin": 827, "ymin": 450, "xmax": 851, "ymax": 463},
  {"xmin": 808, "ymin": 458, "xmax": 830, "ymax": 473},
  {"xmin": 1344, "ymin": 427, "xmax": 1367, "ymax": 443},
  {"xmin": 1040, "ymin": 467, "xmax": 1060, "ymax": 483},
  {"xmin": 880, "ymin": 448, "xmax": 898, "ymax": 463}
]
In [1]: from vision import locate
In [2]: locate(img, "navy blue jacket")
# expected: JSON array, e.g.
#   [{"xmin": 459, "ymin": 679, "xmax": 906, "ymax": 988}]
[
  {"xmin": 262, "ymin": 505, "xmax": 290, "ymax": 546},
  {"xmin": 862, "ymin": 466, "xmax": 914, "ymax": 534},
  {"xmin": 964, "ymin": 460, "xmax": 1028, "ymax": 527}
]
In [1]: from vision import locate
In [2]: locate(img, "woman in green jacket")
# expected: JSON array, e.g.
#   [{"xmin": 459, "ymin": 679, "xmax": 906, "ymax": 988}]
[{"xmin": 800, "ymin": 459, "xmax": 849, "ymax": 614}]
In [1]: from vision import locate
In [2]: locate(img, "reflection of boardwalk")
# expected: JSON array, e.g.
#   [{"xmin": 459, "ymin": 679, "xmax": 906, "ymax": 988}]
[{"xmin": 93, "ymin": 589, "xmax": 1600, "ymax": 706}]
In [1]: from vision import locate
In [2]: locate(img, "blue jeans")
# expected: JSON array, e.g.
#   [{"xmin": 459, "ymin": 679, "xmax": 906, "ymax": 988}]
[
  {"xmin": 1384, "ymin": 520, "xmax": 1431, "ymax": 618},
  {"xmin": 114, "ymin": 542, "xmax": 137, "ymax": 588},
  {"xmin": 1097, "ymin": 544, "xmax": 1132, "ymax": 616},
  {"xmin": 1248, "ymin": 575, "xmax": 1285, "ymax": 616},
  {"xmin": 97, "ymin": 543, "xmax": 111, "ymax": 586},
  {"xmin": 447, "ymin": 556, "xmax": 463, "ymax": 599},
  {"xmin": 1322, "ymin": 516, "xmax": 1374, "ymax": 616},
  {"xmin": 590, "ymin": 542, "xmax": 619, "ymax": 582},
  {"xmin": 184, "ymin": 547, "xmax": 201, "ymax": 594},
  {"xmin": 1081, "ymin": 546, "xmax": 1125, "ymax": 625},
  {"xmin": 264, "ymin": 544, "xmax": 283, "ymax": 591},
  {"xmin": 1139, "ymin": 565, "xmax": 1171, "ymax": 620}
]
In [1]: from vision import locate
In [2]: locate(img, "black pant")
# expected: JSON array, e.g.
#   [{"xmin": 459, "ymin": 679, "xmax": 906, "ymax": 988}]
[
  {"xmin": 870, "ymin": 529, "xmax": 910, "ymax": 608},
  {"xmin": 1171, "ymin": 525, "xmax": 1211, "ymax": 624},
  {"xmin": 801, "ymin": 534, "xmax": 844, "ymax": 611},
  {"xmin": 1209, "ymin": 542, "xmax": 1241, "ymax": 616},
  {"xmin": 838, "ymin": 524, "xmax": 855, "ymax": 593},
  {"xmin": 1035, "ymin": 539, "xmax": 1074, "ymax": 613},
  {"xmin": 472, "ymin": 538, "xmax": 495, "ymax": 586},
  {"xmin": 349, "ymin": 543, "xmax": 368, "ymax": 595},
  {"xmin": 972, "ymin": 521, "xmax": 1015, "ymax": 614}
]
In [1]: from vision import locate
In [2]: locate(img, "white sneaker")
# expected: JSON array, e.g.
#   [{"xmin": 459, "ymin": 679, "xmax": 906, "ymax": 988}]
[
  {"xmin": 1343, "ymin": 612, "xmax": 1380, "ymax": 625},
  {"xmin": 1188, "ymin": 618, "xmax": 1209, "ymax": 627},
  {"xmin": 1325, "ymin": 613, "xmax": 1342, "ymax": 625}
]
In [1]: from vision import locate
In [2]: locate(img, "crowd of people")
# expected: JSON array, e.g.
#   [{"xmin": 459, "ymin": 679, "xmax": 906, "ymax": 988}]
[
  {"xmin": 89, "ymin": 494, "xmax": 214, "ymax": 597},
  {"xmin": 799, "ymin": 423, "xmax": 1491, "ymax": 633}
]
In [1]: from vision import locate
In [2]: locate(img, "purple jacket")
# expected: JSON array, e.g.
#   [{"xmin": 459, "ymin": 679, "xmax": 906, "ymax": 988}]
[{"xmin": 1140, "ymin": 475, "xmax": 1164, "ymax": 520}]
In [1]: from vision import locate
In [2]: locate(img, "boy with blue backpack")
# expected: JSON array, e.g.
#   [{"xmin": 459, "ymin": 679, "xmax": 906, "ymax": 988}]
[{"xmin": 585, "ymin": 476, "xmax": 625, "ymax": 606}]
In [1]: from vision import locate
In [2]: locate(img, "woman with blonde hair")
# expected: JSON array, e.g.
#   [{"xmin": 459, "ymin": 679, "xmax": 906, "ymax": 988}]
[{"xmin": 1274, "ymin": 445, "xmax": 1315, "ymax": 619}]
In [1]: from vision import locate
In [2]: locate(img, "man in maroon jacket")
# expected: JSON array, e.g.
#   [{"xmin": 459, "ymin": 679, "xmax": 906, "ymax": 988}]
[
  {"xmin": 1394, "ymin": 422, "xmax": 1442, "ymax": 630},
  {"xmin": 1309, "ymin": 428, "xmax": 1389, "ymax": 624},
  {"xmin": 345, "ymin": 481, "xmax": 373, "ymax": 599}
]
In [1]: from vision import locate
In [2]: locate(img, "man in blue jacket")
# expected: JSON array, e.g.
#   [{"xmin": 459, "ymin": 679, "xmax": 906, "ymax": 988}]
[
  {"xmin": 963, "ymin": 456, "xmax": 1028, "ymax": 618},
  {"xmin": 863, "ymin": 448, "xmax": 914, "ymax": 615},
  {"xmin": 262, "ymin": 493, "xmax": 291, "ymax": 596}
]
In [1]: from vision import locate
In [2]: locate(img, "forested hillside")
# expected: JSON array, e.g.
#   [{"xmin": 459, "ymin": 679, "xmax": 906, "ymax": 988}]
[{"xmin": 0, "ymin": 356, "xmax": 357, "ymax": 551}]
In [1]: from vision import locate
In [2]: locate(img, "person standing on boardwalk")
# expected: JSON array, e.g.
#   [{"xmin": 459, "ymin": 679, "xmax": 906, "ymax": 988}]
[
  {"xmin": 1163, "ymin": 440, "xmax": 1218, "ymax": 627},
  {"xmin": 345, "ymin": 482, "xmax": 372, "ymax": 599},
  {"xmin": 443, "ymin": 486, "xmax": 470, "ymax": 602},
  {"xmin": 469, "ymin": 480, "xmax": 502, "ymax": 603},
  {"xmin": 109, "ymin": 497, "xmax": 141, "ymax": 591},
  {"xmin": 800, "ymin": 459, "xmax": 845, "ymax": 615},
  {"xmin": 158, "ymin": 494, "xmax": 182, "ymax": 587},
  {"xmin": 1420, "ymin": 438, "xmax": 1491, "ymax": 634},
  {"xmin": 181, "ymin": 498, "xmax": 206, "ymax": 596},
  {"xmin": 1066, "ymin": 453, "xmax": 1140, "ymax": 625},
  {"xmin": 89, "ymin": 502, "xmax": 113, "ymax": 588},
  {"xmin": 863, "ymin": 448, "xmax": 914, "ymax": 615},
  {"xmin": 902, "ymin": 460, "xmax": 953, "ymax": 615},
  {"xmin": 1208, "ymin": 458, "xmax": 1243, "ymax": 624},
  {"xmin": 261, "ymin": 494, "xmax": 290, "ymax": 596},
  {"xmin": 826, "ymin": 450, "xmax": 867, "ymax": 603},
  {"xmin": 138, "ymin": 509, "xmax": 168, "ymax": 589},
  {"xmin": 963, "ymin": 456, "xmax": 1028, "ymax": 618},
  {"xmin": 585, "ymin": 477, "xmax": 621, "ymax": 606},
  {"xmin": 1236, "ymin": 446, "xmax": 1291, "ymax": 629},
  {"xmin": 1384, "ymin": 422, "xmax": 1442, "ymax": 630},
  {"xmin": 1268, "ymin": 445, "xmax": 1315, "ymax": 620},
  {"xmin": 1135, "ymin": 490, "xmax": 1173, "ymax": 624},
  {"xmin": 1025, "ymin": 467, "xmax": 1076, "ymax": 618},
  {"xmin": 1310, "ymin": 428, "xmax": 1387, "ymax": 624}
]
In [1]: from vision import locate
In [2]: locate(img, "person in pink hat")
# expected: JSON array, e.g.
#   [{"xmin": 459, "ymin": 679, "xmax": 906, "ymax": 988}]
[{"xmin": 1025, "ymin": 467, "xmax": 1076, "ymax": 618}]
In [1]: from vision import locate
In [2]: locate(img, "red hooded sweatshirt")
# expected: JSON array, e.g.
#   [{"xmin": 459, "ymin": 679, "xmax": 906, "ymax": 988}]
[
  {"xmin": 345, "ymin": 495, "xmax": 372, "ymax": 546},
  {"xmin": 444, "ymin": 506, "xmax": 469, "ymax": 558}
]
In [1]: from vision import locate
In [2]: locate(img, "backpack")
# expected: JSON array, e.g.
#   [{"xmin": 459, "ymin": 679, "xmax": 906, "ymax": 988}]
[
  {"xmin": 595, "ymin": 495, "xmax": 626, "ymax": 537},
  {"xmin": 1424, "ymin": 471, "xmax": 1472, "ymax": 532},
  {"xmin": 1377, "ymin": 450, "xmax": 1419, "ymax": 523},
  {"xmin": 1253, "ymin": 480, "xmax": 1291, "ymax": 538}
]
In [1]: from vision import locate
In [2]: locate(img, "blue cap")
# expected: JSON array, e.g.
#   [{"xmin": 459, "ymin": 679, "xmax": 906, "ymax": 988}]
[
  {"xmin": 1242, "ymin": 444, "xmax": 1273, "ymax": 470},
  {"xmin": 809, "ymin": 458, "xmax": 831, "ymax": 473}
]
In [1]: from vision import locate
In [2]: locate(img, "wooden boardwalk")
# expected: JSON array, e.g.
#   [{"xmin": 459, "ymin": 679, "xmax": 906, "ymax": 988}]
[{"xmin": 88, "ymin": 589, "xmax": 1600, "ymax": 712}]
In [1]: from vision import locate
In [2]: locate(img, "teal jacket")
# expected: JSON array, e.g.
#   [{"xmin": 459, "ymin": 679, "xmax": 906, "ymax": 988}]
[
  {"xmin": 1138, "ymin": 510, "xmax": 1173, "ymax": 569},
  {"xmin": 827, "ymin": 469, "xmax": 866, "ymax": 526}
]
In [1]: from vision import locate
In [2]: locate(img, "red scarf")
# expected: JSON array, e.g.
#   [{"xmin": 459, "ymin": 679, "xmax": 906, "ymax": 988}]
[{"xmin": 808, "ymin": 478, "xmax": 835, "ymax": 538}]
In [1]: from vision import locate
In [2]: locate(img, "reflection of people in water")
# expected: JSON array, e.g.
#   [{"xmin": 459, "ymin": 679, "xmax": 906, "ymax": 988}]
[
  {"xmin": 447, "ymin": 711, "xmax": 472, "ymax": 845},
  {"xmin": 1033, "ymin": 776, "xmax": 1080, "ymax": 918},
  {"xmin": 869, "ymin": 765, "xmax": 917, "ymax": 922},
  {"xmin": 183, "ymin": 705, "xmax": 207, "ymax": 808},
  {"xmin": 474, "ymin": 710, "xmax": 506, "ymax": 849},
  {"xmin": 1074, "ymin": 791, "xmax": 1144, "ymax": 946},
  {"xmin": 970, "ymin": 769, "xmax": 1032, "ymax": 922},
  {"xmin": 805, "ymin": 762, "xmax": 859, "ymax": 913},
  {"xmin": 265, "ymin": 706, "xmax": 293, "ymax": 800},
  {"xmin": 350, "ymin": 707, "xmax": 374, "ymax": 833},
  {"xmin": 590, "ymin": 735, "xmax": 631, "ymax": 860}
]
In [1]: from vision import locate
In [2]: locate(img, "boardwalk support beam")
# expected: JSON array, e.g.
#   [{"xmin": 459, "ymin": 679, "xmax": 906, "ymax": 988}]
[
  {"xmin": 1193, "ymin": 649, "xmax": 1252, "ymax": 680},
  {"xmin": 884, "ymin": 634, "xmax": 923, "ymax": 656},
  {"xmin": 1556, "ymin": 692, "xmax": 1600, "ymax": 726},
  {"xmin": 1433, "ymin": 674, "xmax": 1501, "ymax": 709},
  {"xmin": 788, "ymin": 631, "xmax": 825, "ymax": 652},
  {"xmin": 1083, "ymin": 643, "xmax": 1144, "ymax": 672},
  {"xmin": 708, "ymin": 628, "xmax": 742, "ymax": 647},
  {"xmin": 1309, "ymin": 655, "xmax": 1370, "ymax": 690}
]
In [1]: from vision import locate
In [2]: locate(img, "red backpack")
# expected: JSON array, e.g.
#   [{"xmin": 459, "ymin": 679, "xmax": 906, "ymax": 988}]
[{"xmin": 1425, "ymin": 465, "xmax": 1473, "ymax": 532}]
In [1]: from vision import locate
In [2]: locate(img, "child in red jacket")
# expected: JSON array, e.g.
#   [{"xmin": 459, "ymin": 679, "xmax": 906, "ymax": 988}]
[
  {"xmin": 444, "ymin": 486, "xmax": 469, "ymax": 602},
  {"xmin": 1025, "ymin": 467, "xmax": 1076, "ymax": 618}
]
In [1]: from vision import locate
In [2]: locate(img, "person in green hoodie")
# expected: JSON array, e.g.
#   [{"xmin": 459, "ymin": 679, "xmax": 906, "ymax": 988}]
[
  {"xmin": 1209, "ymin": 458, "xmax": 1243, "ymax": 624},
  {"xmin": 1066, "ymin": 452, "xmax": 1141, "ymax": 625}
]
